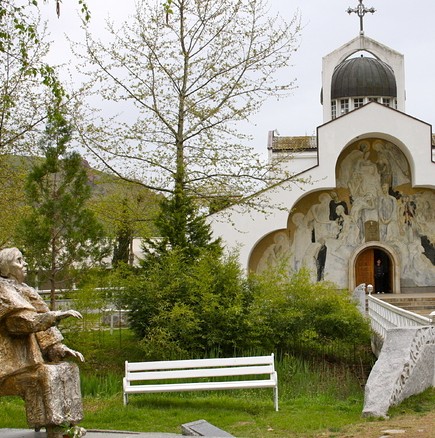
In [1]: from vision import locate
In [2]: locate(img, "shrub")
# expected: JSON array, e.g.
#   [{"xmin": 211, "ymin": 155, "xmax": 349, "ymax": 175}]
[
  {"xmin": 121, "ymin": 249, "xmax": 253, "ymax": 359},
  {"xmin": 247, "ymin": 266, "xmax": 372, "ymax": 353}
]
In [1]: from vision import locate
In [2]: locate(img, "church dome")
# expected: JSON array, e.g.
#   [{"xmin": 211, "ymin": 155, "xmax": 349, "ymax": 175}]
[{"xmin": 331, "ymin": 56, "xmax": 397, "ymax": 100}]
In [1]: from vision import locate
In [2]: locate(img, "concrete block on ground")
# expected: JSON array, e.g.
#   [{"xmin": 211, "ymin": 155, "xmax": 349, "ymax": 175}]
[{"xmin": 181, "ymin": 420, "xmax": 233, "ymax": 437}]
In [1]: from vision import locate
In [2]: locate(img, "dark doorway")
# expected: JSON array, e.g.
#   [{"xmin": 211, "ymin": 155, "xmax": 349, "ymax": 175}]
[{"xmin": 355, "ymin": 247, "xmax": 392, "ymax": 293}]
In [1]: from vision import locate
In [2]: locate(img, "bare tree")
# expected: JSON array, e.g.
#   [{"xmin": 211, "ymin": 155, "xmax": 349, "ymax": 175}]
[{"xmin": 78, "ymin": 0, "xmax": 302, "ymax": 213}]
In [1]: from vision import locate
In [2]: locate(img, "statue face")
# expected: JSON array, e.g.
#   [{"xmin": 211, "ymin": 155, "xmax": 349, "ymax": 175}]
[{"xmin": 8, "ymin": 250, "xmax": 27, "ymax": 283}]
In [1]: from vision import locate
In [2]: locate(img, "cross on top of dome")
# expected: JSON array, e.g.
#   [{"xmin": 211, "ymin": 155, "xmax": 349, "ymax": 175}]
[{"xmin": 347, "ymin": 0, "xmax": 376, "ymax": 35}]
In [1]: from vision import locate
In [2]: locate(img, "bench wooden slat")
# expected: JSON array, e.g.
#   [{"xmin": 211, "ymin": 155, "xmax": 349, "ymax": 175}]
[
  {"xmin": 126, "ymin": 365, "xmax": 274, "ymax": 381},
  {"xmin": 123, "ymin": 379, "xmax": 276, "ymax": 393},
  {"xmin": 126, "ymin": 355, "xmax": 274, "ymax": 372}
]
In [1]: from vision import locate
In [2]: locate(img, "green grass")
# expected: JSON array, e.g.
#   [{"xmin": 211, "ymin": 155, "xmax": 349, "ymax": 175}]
[
  {"xmin": 79, "ymin": 391, "xmax": 365, "ymax": 437},
  {"xmin": 0, "ymin": 327, "xmax": 433, "ymax": 437}
]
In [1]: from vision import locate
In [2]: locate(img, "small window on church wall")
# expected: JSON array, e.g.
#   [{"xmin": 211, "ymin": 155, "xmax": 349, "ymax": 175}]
[
  {"xmin": 331, "ymin": 101, "xmax": 337, "ymax": 119},
  {"xmin": 368, "ymin": 97, "xmax": 379, "ymax": 102},
  {"xmin": 354, "ymin": 98, "xmax": 364, "ymax": 109},
  {"xmin": 340, "ymin": 99, "xmax": 349, "ymax": 115},
  {"xmin": 383, "ymin": 98, "xmax": 390, "ymax": 107}
]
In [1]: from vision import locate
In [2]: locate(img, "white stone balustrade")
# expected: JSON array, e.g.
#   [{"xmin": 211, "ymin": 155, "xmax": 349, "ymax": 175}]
[{"xmin": 367, "ymin": 293, "xmax": 432, "ymax": 341}]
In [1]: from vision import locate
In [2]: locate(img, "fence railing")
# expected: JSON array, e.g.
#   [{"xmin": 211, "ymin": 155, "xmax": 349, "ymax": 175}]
[{"xmin": 367, "ymin": 294, "xmax": 433, "ymax": 340}]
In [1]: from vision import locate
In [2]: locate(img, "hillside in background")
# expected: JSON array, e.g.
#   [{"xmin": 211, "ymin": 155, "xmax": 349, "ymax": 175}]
[{"xmin": 0, "ymin": 154, "xmax": 161, "ymax": 246}]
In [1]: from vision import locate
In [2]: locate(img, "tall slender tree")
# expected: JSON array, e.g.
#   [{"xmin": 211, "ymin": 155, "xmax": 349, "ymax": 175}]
[
  {"xmin": 18, "ymin": 104, "xmax": 108, "ymax": 309},
  {"xmin": 0, "ymin": 0, "xmax": 89, "ymax": 242}
]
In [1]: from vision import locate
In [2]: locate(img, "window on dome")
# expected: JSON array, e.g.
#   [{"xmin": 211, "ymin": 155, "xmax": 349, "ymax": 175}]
[
  {"xmin": 382, "ymin": 98, "xmax": 391, "ymax": 107},
  {"xmin": 368, "ymin": 97, "xmax": 379, "ymax": 103},
  {"xmin": 354, "ymin": 98, "xmax": 364, "ymax": 109},
  {"xmin": 340, "ymin": 99, "xmax": 349, "ymax": 115}
]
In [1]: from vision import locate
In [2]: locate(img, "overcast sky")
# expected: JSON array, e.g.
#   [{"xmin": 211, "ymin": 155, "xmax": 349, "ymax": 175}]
[{"xmin": 41, "ymin": 0, "xmax": 435, "ymax": 155}]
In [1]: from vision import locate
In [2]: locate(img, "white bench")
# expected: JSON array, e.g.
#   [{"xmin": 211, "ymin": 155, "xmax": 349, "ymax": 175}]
[{"xmin": 123, "ymin": 354, "xmax": 279, "ymax": 411}]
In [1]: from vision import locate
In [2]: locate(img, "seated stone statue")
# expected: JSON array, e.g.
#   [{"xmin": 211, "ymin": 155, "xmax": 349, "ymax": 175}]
[{"xmin": 0, "ymin": 247, "xmax": 85, "ymax": 438}]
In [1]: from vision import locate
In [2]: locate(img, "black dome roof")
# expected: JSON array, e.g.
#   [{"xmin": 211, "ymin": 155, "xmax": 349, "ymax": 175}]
[{"xmin": 331, "ymin": 56, "xmax": 397, "ymax": 99}]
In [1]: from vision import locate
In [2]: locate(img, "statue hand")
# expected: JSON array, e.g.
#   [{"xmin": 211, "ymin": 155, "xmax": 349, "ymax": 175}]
[
  {"xmin": 62, "ymin": 345, "xmax": 85, "ymax": 362},
  {"xmin": 45, "ymin": 343, "xmax": 85, "ymax": 362},
  {"xmin": 54, "ymin": 310, "xmax": 83, "ymax": 321}
]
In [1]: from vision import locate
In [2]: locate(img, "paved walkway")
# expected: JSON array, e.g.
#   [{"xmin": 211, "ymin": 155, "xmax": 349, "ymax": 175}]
[
  {"xmin": 0, "ymin": 430, "xmax": 182, "ymax": 438},
  {"xmin": 2, "ymin": 420, "xmax": 231, "ymax": 437}
]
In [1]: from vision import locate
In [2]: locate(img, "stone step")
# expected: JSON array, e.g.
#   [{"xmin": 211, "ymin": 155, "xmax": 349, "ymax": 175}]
[
  {"xmin": 379, "ymin": 297, "xmax": 435, "ymax": 304},
  {"xmin": 398, "ymin": 308, "xmax": 435, "ymax": 314},
  {"xmin": 377, "ymin": 294, "xmax": 435, "ymax": 317},
  {"xmin": 383, "ymin": 302, "xmax": 435, "ymax": 309},
  {"xmin": 381, "ymin": 298, "xmax": 435, "ymax": 302}
]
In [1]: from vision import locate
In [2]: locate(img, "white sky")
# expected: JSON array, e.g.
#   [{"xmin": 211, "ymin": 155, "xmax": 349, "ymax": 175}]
[{"xmin": 41, "ymin": 0, "xmax": 435, "ymax": 155}]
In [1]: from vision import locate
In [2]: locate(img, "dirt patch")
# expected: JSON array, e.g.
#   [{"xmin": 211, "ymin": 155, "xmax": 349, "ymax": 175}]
[{"xmin": 316, "ymin": 410, "xmax": 435, "ymax": 438}]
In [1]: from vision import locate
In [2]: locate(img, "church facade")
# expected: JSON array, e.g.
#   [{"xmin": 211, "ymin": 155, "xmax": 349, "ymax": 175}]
[{"xmin": 210, "ymin": 25, "xmax": 435, "ymax": 294}]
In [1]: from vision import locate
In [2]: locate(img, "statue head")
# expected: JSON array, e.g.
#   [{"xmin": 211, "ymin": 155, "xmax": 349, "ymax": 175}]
[{"xmin": 0, "ymin": 247, "xmax": 27, "ymax": 284}]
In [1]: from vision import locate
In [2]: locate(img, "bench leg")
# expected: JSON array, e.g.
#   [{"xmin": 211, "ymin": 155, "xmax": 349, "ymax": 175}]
[
  {"xmin": 123, "ymin": 392, "xmax": 128, "ymax": 406},
  {"xmin": 274, "ymin": 386, "xmax": 279, "ymax": 411}
]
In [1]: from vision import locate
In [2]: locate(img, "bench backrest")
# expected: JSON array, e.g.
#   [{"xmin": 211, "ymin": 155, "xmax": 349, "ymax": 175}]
[{"xmin": 125, "ymin": 354, "xmax": 276, "ymax": 382}]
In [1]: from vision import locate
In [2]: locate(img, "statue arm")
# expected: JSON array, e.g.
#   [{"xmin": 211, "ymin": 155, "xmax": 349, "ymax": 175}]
[
  {"xmin": 5, "ymin": 309, "xmax": 59, "ymax": 334},
  {"xmin": 5, "ymin": 309, "xmax": 83, "ymax": 334}
]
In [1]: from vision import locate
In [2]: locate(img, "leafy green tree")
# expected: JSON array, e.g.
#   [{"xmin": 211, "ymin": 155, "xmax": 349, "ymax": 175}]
[
  {"xmin": 121, "ymin": 181, "xmax": 247, "ymax": 358},
  {"xmin": 0, "ymin": 1, "xmax": 91, "ymax": 156},
  {"xmin": 18, "ymin": 104, "xmax": 108, "ymax": 309},
  {"xmin": 80, "ymin": 0, "xmax": 302, "ymax": 216},
  {"xmin": 0, "ymin": 4, "xmax": 56, "ymax": 155}
]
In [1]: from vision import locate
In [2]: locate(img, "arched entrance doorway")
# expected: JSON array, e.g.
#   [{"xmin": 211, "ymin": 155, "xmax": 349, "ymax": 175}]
[{"xmin": 351, "ymin": 244, "xmax": 400, "ymax": 294}]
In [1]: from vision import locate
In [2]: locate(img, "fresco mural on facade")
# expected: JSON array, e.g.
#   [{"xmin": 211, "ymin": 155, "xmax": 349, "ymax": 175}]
[{"xmin": 255, "ymin": 139, "xmax": 435, "ymax": 289}]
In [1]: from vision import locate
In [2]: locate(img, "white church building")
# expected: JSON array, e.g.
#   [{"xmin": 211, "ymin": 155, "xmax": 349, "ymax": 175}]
[{"xmin": 210, "ymin": 9, "xmax": 435, "ymax": 295}]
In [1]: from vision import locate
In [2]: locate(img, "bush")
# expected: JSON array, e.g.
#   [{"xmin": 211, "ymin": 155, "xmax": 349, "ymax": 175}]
[
  {"xmin": 121, "ymin": 249, "xmax": 253, "ymax": 359},
  {"xmin": 247, "ymin": 266, "xmax": 372, "ymax": 352}
]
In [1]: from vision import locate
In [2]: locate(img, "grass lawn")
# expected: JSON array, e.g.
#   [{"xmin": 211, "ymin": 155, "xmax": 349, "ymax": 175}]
[
  {"xmin": 2, "ymin": 388, "xmax": 434, "ymax": 437},
  {"xmin": 0, "ymin": 326, "xmax": 434, "ymax": 437},
  {"xmin": 0, "ymin": 391, "xmax": 365, "ymax": 437}
]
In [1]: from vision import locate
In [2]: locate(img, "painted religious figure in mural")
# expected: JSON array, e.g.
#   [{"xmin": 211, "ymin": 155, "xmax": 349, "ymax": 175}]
[
  {"xmin": 257, "ymin": 231, "xmax": 291, "ymax": 273},
  {"xmin": 378, "ymin": 183, "xmax": 400, "ymax": 241}
]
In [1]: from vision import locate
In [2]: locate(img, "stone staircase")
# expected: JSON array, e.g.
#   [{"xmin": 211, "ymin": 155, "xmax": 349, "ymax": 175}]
[{"xmin": 378, "ymin": 292, "xmax": 435, "ymax": 318}]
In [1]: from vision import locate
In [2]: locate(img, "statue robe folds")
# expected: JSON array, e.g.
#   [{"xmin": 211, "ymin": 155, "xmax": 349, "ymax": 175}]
[{"xmin": 0, "ymin": 278, "xmax": 83, "ymax": 428}]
